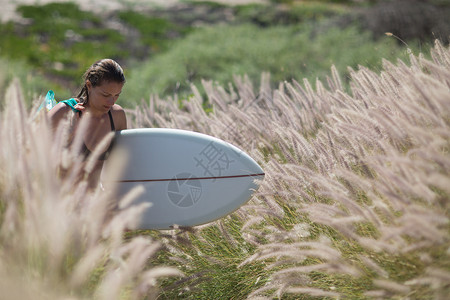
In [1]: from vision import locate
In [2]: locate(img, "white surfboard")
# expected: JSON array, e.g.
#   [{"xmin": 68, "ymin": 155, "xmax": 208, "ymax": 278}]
[{"xmin": 104, "ymin": 128, "xmax": 264, "ymax": 230}]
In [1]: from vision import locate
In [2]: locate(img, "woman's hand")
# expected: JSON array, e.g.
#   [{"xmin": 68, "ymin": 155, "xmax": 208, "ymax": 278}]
[{"xmin": 74, "ymin": 103, "xmax": 86, "ymax": 112}]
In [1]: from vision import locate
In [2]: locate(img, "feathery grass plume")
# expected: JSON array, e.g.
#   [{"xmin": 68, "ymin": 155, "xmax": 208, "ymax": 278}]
[
  {"xmin": 327, "ymin": 65, "xmax": 344, "ymax": 92},
  {"xmin": 0, "ymin": 80, "xmax": 182, "ymax": 299},
  {"xmin": 431, "ymin": 39, "xmax": 450, "ymax": 68},
  {"xmin": 405, "ymin": 267, "xmax": 450, "ymax": 300}
]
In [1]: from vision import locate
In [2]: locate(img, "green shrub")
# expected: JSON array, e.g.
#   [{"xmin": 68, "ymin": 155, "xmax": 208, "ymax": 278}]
[
  {"xmin": 118, "ymin": 11, "xmax": 191, "ymax": 52},
  {"xmin": 122, "ymin": 22, "xmax": 427, "ymax": 105},
  {"xmin": 234, "ymin": 2, "xmax": 348, "ymax": 26},
  {"xmin": 0, "ymin": 3, "xmax": 127, "ymax": 84},
  {"xmin": 17, "ymin": 2, "xmax": 100, "ymax": 23},
  {"xmin": 0, "ymin": 58, "xmax": 67, "ymax": 106}
]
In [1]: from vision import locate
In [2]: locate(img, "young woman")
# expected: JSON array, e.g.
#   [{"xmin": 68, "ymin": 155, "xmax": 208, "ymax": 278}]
[{"xmin": 48, "ymin": 59, "xmax": 127, "ymax": 189}]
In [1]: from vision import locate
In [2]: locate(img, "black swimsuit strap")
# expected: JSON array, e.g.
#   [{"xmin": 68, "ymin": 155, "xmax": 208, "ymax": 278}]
[{"xmin": 108, "ymin": 110, "xmax": 115, "ymax": 131}]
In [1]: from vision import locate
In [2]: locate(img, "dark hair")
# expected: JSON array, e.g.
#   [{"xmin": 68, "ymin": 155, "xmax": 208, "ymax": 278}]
[{"xmin": 77, "ymin": 59, "xmax": 125, "ymax": 105}]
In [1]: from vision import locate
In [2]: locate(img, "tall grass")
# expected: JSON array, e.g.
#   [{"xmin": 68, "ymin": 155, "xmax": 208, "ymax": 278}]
[{"xmin": 128, "ymin": 40, "xmax": 450, "ymax": 298}]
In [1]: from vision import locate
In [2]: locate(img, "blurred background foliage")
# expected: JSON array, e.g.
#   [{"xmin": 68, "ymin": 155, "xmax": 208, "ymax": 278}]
[{"xmin": 0, "ymin": 0, "xmax": 448, "ymax": 105}]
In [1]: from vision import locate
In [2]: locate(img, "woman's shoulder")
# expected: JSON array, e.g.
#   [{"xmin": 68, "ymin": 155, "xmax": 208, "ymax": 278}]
[
  {"xmin": 47, "ymin": 100, "xmax": 79, "ymax": 128},
  {"xmin": 48, "ymin": 101, "xmax": 73, "ymax": 116},
  {"xmin": 110, "ymin": 103, "xmax": 126, "ymax": 118},
  {"xmin": 111, "ymin": 103, "xmax": 125, "ymax": 112},
  {"xmin": 111, "ymin": 104, "xmax": 127, "ymax": 130},
  {"xmin": 50, "ymin": 98, "xmax": 80, "ymax": 113}
]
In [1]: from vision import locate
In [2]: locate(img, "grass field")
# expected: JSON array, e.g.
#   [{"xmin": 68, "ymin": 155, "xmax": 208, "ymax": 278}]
[
  {"xmin": 1, "ymin": 40, "xmax": 448, "ymax": 299},
  {"xmin": 126, "ymin": 40, "xmax": 450, "ymax": 299}
]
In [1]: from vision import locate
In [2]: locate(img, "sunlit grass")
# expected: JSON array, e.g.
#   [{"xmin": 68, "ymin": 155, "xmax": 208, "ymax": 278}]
[{"xmin": 127, "ymin": 40, "xmax": 450, "ymax": 299}]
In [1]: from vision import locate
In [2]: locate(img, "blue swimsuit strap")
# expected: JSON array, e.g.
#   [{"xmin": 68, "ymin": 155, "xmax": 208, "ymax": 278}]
[{"xmin": 60, "ymin": 99, "xmax": 80, "ymax": 113}]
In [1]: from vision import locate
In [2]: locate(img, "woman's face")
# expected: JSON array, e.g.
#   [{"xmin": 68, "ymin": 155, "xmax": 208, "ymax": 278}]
[{"xmin": 87, "ymin": 80, "xmax": 124, "ymax": 113}]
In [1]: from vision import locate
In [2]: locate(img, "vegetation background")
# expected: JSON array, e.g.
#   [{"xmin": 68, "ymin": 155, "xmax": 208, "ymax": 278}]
[
  {"xmin": 1, "ymin": 0, "xmax": 448, "ymax": 105},
  {"xmin": 0, "ymin": 0, "xmax": 449, "ymax": 299}
]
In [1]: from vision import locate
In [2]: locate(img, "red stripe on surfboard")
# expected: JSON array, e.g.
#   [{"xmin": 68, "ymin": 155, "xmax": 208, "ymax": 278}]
[{"xmin": 118, "ymin": 173, "xmax": 265, "ymax": 183}]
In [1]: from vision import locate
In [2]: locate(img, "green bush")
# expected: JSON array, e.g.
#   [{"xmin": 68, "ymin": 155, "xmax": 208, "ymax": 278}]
[
  {"xmin": 0, "ymin": 3, "xmax": 126, "ymax": 84},
  {"xmin": 234, "ymin": 2, "xmax": 348, "ymax": 26},
  {"xmin": 118, "ymin": 11, "xmax": 192, "ymax": 53},
  {"xmin": 122, "ymin": 22, "xmax": 427, "ymax": 105},
  {"xmin": 0, "ymin": 58, "xmax": 67, "ymax": 107}
]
